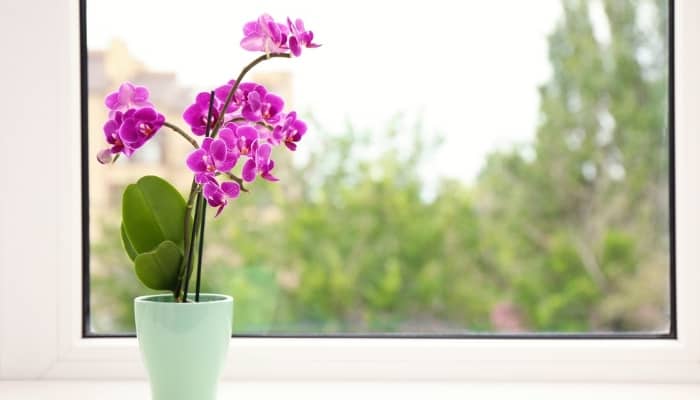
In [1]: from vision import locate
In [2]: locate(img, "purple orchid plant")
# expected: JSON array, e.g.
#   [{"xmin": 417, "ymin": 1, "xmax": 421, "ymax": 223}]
[{"xmin": 98, "ymin": 14, "xmax": 320, "ymax": 303}]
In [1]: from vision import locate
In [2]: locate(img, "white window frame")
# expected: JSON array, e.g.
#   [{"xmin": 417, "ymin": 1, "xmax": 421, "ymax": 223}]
[{"xmin": 2, "ymin": 0, "xmax": 699, "ymax": 382}]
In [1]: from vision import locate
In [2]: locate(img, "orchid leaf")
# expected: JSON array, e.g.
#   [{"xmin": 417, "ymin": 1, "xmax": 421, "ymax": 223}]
[
  {"xmin": 121, "ymin": 175, "xmax": 188, "ymax": 255},
  {"xmin": 133, "ymin": 240, "xmax": 182, "ymax": 291},
  {"xmin": 120, "ymin": 223, "xmax": 138, "ymax": 261}
]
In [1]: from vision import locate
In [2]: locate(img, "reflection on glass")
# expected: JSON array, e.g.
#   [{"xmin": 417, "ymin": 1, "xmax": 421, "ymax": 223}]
[{"xmin": 88, "ymin": 0, "xmax": 670, "ymax": 335}]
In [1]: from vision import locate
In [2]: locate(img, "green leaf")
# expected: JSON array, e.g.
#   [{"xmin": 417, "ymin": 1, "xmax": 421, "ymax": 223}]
[
  {"xmin": 120, "ymin": 223, "xmax": 138, "ymax": 261},
  {"xmin": 134, "ymin": 240, "xmax": 182, "ymax": 291},
  {"xmin": 122, "ymin": 175, "xmax": 187, "ymax": 254}
]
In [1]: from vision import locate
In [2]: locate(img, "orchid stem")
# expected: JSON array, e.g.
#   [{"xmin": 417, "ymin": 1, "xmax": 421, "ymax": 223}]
[
  {"xmin": 175, "ymin": 179, "xmax": 198, "ymax": 302},
  {"xmin": 194, "ymin": 91, "xmax": 215, "ymax": 302},
  {"xmin": 182, "ymin": 191, "xmax": 203, "ymax": 302},
  {"xmin": 218, "ymin": 172, "xmax": 248, "ymax": 192},
  {"xmin": 228, "ymin": 117, "xmax": 274, "ymax": 132},
  {"xmin": 164, "ymin": 121, "xmax": 199, "ymax": 148},
  {"xmin": 194, "ymin": 192, "xmax": 207, "ymax": 302},
  {"xmin": 211, "ymin": 53, "xmax": 291, "ymax": 137},
  {"xmin": 175, "ymin": 51, "xmax": 287, "ymax": 300}
]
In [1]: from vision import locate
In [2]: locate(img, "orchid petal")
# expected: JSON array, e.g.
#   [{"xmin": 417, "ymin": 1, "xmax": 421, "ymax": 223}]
[
  {"xmin": 186, "ymin": 149, "xmax": 209, "ymax": 173},
  {"xmin": 237, "ymin": 125, "xmax": 258, "ymax": 142},
  {"xmin": 134, "ymin": 107, "xmax": 157, "ymax": 120},
  {"xmin": 264, "ymin": 94, "xmax": 284, "ymax": 116},
  {"xmin": 289, "ymin": 36, "xmax": 301, "ymax": 57},
  {"xmin": 219, "ymin": 128, "xmax": 236, "ymax": 147},
  {"xmin": 105, "ymin": 92, "xmax": 120, "ymax": 110},
  {"xmin": 210, "ymin": 139, "xmax": 228, "ymax": 163},
  {"xmin": 221, "ymin": 181, "xmax": 241, "ymax": 198},
  {"xmin": 195, "ymin": 173, "xmax": 215, "ymax": 185},
  {"xmin": 241, "ymin": 35, "xmax": 266, "ymax": 51},
  {"xmin": 243, "ymin": 21, "xmax": 260, "ymax": 35},
  {"xmin": 261, "ymin": 160, "xmax": 279, "ymax": 181},
  {"xmin": 203, "ymin": 182, "xmax": 220, "ymax": 203},
  {"xmin": 242, "ymin": 159, "xmax": 257, "ymax": 182},
  {"xmin": 132, "ymin": 86, "xmax": 150, "ymax": 103},
  {"xmin": 117, "ymin": 83, "xmax": 134, "ymax": 104},
  {"xmin": 257, "ymin": 143, "xmax": 272, "ymax": 161},
  {"xmin": 119, "ymin": 119, "xmax": 139, "ymax": 143}
]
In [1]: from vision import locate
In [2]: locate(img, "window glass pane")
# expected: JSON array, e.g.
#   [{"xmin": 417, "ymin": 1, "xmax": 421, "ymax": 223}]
[{"xmin": 87, "ymin": 0, "xmax": 671, "ymax": 335}]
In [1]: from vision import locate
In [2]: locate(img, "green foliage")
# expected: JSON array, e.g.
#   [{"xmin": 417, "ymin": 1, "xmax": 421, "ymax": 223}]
[
  {"xmin": 205, "ymin": 265, "xmax": 279, "ymax": 333},
  {"xmin": 473, "ymin": 0, "xmax": 669, "ymax": 332},
  {"xmin": 122, "ymin": 175, "xmax": 188, "ymax": 252},
  {"xmin": 134, "ymin": 240, "xmax": 183, "ymax": 291},
  {"xmin": 601, "ymin": 231, "xmax": 638, "ymax": 279},
  {"xmin": 121, "ymin": 175, "xmax": 189, "ymax": 292}
]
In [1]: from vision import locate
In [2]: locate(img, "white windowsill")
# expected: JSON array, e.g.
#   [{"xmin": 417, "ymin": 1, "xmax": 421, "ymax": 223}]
[{"xmin": 2, "ymin": 381, "xmax": 700, "ymax": 400}]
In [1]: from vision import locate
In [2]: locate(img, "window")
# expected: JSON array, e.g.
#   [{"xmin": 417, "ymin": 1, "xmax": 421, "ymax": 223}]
[
  {"xmin": 85, "ymin": 0, "xmax": 674, "ymax": 337},
  {"xmin": 4, "ymin": 0, "xmax": 700, "ymax": 383}
]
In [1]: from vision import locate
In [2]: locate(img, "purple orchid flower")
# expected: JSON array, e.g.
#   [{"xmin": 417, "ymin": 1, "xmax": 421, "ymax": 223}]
[
  {"xmin": 221, "ymin": 124, "xmax": 258, "ymax": 158},
  {"xmin": 97, "ymin": 107, "xmax": 164, "ymax": 163},
  {"xmin": 272, "ymin": 111, "xmax": 307, "ymax": 150},
  {"xmin": 240, "ymin": 14, "xmax": 289, "ymax": 54},
  {"xmin": 183, "ymin": 84, "xmax": 244, "ymax": 135},
  {"xmin": 104, "ymin": 82, "xmax": 153, "ymax": 118},
  {"xmin": 213, "ymin": 80, "xmax": 241, "ymax": 113},
  {"xmin": 118, "ymin": 108, "xmax": 165, "ymax": 152},
  {"xmin": 242, "ymin": 91, "xmax": 284, "ymax": 123},
  {"xmin": 97, "ymin": 111, "xmax": 128, "ymax": 163},
  {"xmin": 100, "ymin": 14, "xmax": 321, "ymax": 219},
  {"xmin": 287, "ymin": 18, "xmax": 320, "ymax": 57},
  {"xmin": 186, "ymin": 136, "xmax": 239, "ymax": 178},
  {"xmin": 236, "ymin": 83, "xmax": 284, "ymax": 123},
  {"xmin": 234, "ymin": 82, "xmax": 282, "ymax": 118},
  {"xmin": 203, "ymin": 180, "xmax": 241, "ymax": 217},
  {"xmin": 242, "ymin": 142, "xmax": 278, "ymax": 182},
  {"xmin": 233, "ymin": 82, "xmax": 263, "ymax": 107},
  {"xmin": 183, "ymin": 92, "xmax": 222, "ymax": 136}
]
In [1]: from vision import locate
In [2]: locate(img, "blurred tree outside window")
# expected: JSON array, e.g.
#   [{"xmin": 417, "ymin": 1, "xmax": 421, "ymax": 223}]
[{"xmin": 87, "ymin": 0, "xmax": 671, "ymax": 335}]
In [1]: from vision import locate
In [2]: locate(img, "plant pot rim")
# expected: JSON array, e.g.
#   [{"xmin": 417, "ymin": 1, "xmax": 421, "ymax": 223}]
[{"xmin": 135, "ymin": 293, "xmax": 233, "ymax": 304}]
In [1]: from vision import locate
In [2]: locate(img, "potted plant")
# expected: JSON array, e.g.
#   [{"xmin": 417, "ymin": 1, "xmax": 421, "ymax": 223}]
[{"xmin": 96, "ymin": 13, "xmax": 320, "ymax": 400}]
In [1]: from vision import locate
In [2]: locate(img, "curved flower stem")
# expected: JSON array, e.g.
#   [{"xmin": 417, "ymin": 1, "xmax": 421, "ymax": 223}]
[
  {"xmin": 164, "ymin": 121, "xmax": 199, "ymax": 148},
  {"xmin": 255, "ymin": 121, "xmax": 275, "ymax": 131},
  {"xmin": 228, "ymin": 117, "xmax": 275, "ymax": 132},
  {"xmin": 211, "ymin": 52, "xmax": 291, "ymax": 137},
  {"xmin": 217, "ymin": 172, "xmax": 249, "ymax": 192}
]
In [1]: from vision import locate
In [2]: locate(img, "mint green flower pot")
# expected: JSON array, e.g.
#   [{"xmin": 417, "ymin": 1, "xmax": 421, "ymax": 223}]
[{"xmin": 134, "ymin": 294, "xmax": 233, "ymax": 400}]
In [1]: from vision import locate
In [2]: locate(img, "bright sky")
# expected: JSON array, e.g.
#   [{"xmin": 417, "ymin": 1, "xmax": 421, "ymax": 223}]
[{"xmin": 88, "ymin": 0, "xmax": 562, "ymax": 184}]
